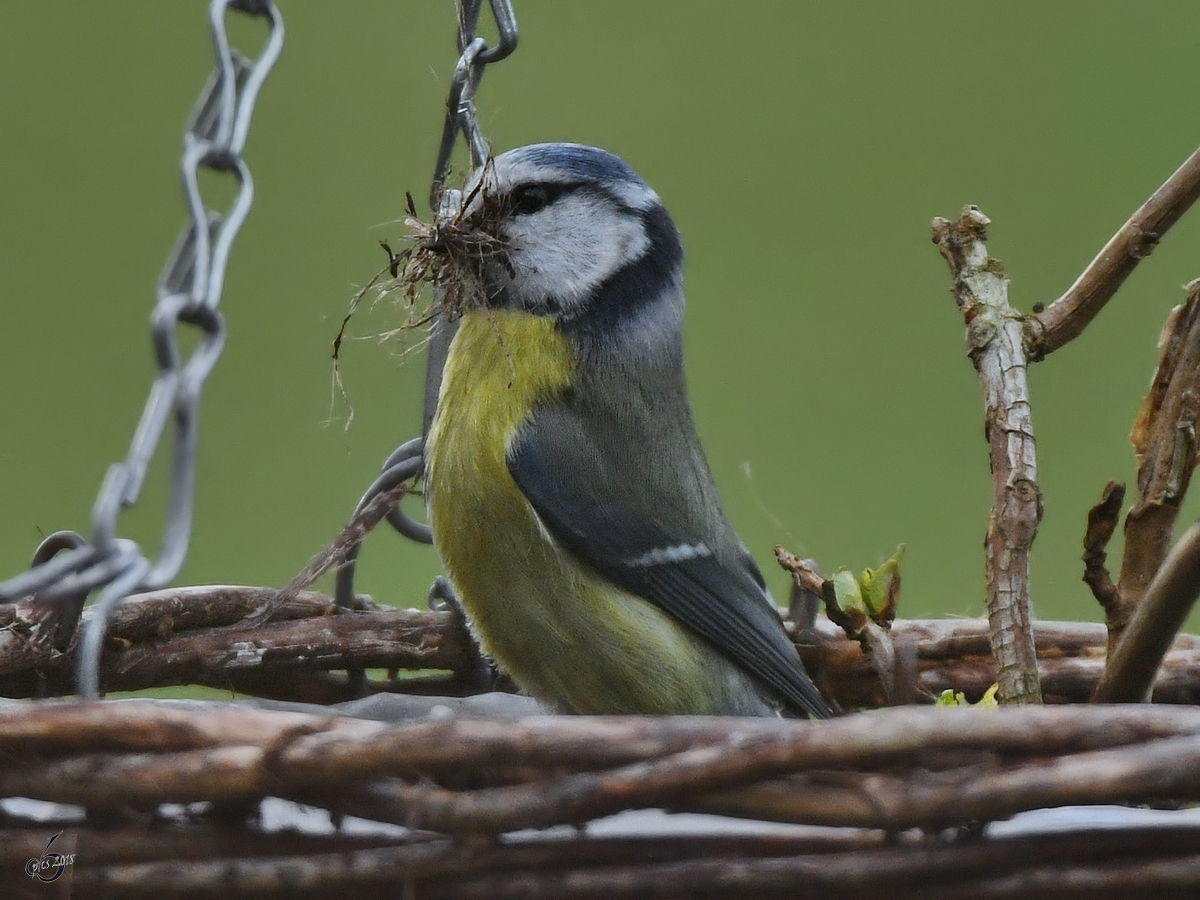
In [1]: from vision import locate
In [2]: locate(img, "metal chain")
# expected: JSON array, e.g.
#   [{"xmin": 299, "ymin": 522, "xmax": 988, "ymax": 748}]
[
  {"xmin": 430, "ymin": 0, "xmax": 519, "ymax": 208},
  {"xmin": 0, "ymin": 0, "xmax": 284, "ymax": 698},
  {"xmin": 334, "ymin": 1, "xmax": 518, "ymax": 634}
]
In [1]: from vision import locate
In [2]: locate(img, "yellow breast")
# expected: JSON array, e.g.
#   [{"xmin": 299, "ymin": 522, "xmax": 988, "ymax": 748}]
[
  {"xmin": 425, "ymin": 309, "xmax": 583, "ymax": 694},
  {"xmin": 425, "ymin": 309, "xmax": 741, "ymax": 713},
  {"xmin": 425, "ymin": 310, "xmax": 573, "ymax": 589}
]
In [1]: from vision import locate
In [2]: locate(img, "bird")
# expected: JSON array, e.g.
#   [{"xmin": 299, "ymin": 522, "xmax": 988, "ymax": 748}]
[{"xmin": 424, "ymin": 142, "xmax": 830, "ymax": 718}]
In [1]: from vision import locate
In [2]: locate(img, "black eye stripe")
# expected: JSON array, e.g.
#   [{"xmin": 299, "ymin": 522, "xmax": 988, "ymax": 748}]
[{"xmin": 507, "ymin": 181, "xmax": 580, "ymax": 215}]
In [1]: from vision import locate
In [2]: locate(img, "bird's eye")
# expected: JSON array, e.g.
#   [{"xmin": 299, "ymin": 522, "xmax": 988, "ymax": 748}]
[{"xmin": 510, "ymin": 184, "xmax": 552, "ymax": 216}]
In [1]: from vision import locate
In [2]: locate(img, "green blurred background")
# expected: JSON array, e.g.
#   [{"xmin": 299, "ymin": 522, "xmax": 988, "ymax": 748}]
[{"xmin": 3, "ymin": 2, "xmax": 1199, "ymax": 641}]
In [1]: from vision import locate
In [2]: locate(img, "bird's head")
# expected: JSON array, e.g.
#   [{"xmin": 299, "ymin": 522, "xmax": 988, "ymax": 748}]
[{"xmin": 444, "ymin": 143, "xmax": 685, "ymax": 339}]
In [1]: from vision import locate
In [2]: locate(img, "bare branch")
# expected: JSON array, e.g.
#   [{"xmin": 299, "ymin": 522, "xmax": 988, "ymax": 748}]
[
  {"xmin": 1099, "ymin": 283, "xmax": 1200, "ymax": 662},
  {"xmin": 931, "ymin": 207, "xmax": 1042, "ymax": 705},
  {"xmin": 0, "ymin": 586, "xmax": 472, "ymax": 700},
  {"xmin": 1082, "ymin": 481, "xmax": 1125, "ymax": 626},
  {"xmin": 693, "ymin": 734, "xmax": 1200, "ymax": 829},
  {"xmin": 1027, "ymin": 144, "xmax": 1200, "ymax": 358},
  {"xmin": 0, "ymin": 821, "xmax": 410, "ymax": 868},
  {"xmin": 6, "ymin": 703, "xmax": 1200, "ymax": 896},
  {"xmin": 28, "ymin": 826, "xmax": 1198, "ymax": 899},
  {"xmin": 6, "ymin": 702, "xmax": 1200, "ymax": 833},
  {"xmin": 1096, "ymin": 520, "xmax": 1200, "ymax": 703},
  {"xmin": 819, "ymin": 618, "xmax": 1200, "ymax": 707},
  {"xmin": 5, "ymin": 587, "xmax": 1200, "ymax": 704}
]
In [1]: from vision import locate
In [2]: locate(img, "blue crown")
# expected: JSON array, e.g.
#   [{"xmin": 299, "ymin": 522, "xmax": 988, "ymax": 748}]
[{"xmin": 509, "ymin": 143, "xmax": 647, "ymax": 188}]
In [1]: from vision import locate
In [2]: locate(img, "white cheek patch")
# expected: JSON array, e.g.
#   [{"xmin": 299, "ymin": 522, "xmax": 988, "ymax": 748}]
[{"xmin": 506, "ymin": 194, "xmax": 650, "ymax": 313}]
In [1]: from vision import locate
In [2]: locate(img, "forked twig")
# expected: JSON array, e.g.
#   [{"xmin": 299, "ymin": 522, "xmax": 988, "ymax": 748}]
[{"xmin": 931, "ymin": 144, "xmax": 1200, "ymax": 709}]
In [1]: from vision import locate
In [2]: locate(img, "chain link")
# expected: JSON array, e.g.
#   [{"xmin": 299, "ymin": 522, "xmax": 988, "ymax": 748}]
[
  {"xmin": 334, "ymin": 2, "xmax": 519, "ymax": 643},
  {"xmin": 430, "ymin": 0, "xmax": 518, "ymax": 209},
  {"xmin": 0, "ymin": 0, "xmax": 511, "ymax": 700},
  {"xmin": 0, "ymin": 0, "xmax": 284, "ymax": 698}
]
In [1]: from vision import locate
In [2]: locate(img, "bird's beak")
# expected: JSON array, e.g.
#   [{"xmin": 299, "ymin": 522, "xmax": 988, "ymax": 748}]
[
  {"xmin": 402, "ymin": 177, "xmax": 513, "ymax": 319},
  {"xmin": 435, "ymin": 188, "xmax": 463, "ymax": 227}
]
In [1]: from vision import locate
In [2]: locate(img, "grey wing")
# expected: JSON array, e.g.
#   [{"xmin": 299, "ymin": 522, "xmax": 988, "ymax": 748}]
[{"xmin": 507, "ymin": 403, "xmax": 831, "ymax": 719}]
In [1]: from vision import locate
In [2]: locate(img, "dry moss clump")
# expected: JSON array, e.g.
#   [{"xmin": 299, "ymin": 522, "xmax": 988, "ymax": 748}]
[
  {"xmin": 330, "ymin": 165, "xmax": 513, "ymax": 415},
  {"xmin": 343, "ymin": 167, "xmax": 513, "ymax": 333}
]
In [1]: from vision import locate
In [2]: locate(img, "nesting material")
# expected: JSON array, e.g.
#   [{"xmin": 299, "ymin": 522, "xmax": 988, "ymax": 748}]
[
  {"xmin": 330, "ymin": 166, "xmax": 513, "ymax": 414},
  {"xmin": 363, "ymin": 164, "xmax": 513, "ymax": 341}
]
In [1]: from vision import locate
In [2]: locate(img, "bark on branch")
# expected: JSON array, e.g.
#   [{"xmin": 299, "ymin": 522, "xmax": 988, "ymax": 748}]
[
  {"xmin": 4, "ymin": 702, "xmax": 1200, "ymax": 830},
  {"xmin": 1116, "ymin": 285, "xmax": 1200, "ymax": 638},
  {"xmin": 931, "ymin": 207, "xmax": 1042, "ymax": 705},
  {"xmin": 4, "ymin": 586, "xmax": 1200, "ymax": 706},
  {"xmin": 5, "ymin": 702, "xmax": 1200, "ymax": 896},
  {"xmin": 1026, "ymin": 144, "xmax": 1200, "ymax": 359},
  {"xmin": 1096, "ymin": 520, "xmax": 1200, "ymax": 702},
  {"xmin": 5, "ymin": 820, "xmax": 1197, "ymax": 899}
]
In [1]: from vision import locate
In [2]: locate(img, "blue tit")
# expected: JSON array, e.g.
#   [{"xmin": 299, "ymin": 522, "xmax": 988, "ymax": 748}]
[{"xmin": 425, "ymin": 143, "xmax": 830, "ymax": 718}]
